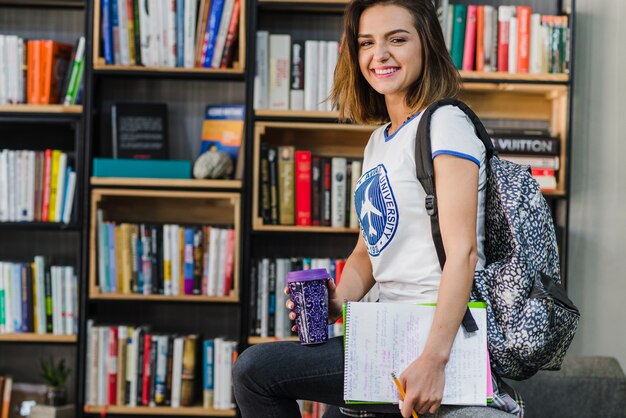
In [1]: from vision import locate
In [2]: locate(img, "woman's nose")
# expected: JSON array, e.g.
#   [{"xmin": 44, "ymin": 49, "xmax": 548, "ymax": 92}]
[{"xmin": 373, "ymin": 43, "xmax": 390, "ymax": 62}]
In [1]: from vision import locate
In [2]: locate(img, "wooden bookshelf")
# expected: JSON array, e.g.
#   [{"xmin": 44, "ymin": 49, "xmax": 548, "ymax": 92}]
[
  {"xmin": 248, "ymin": 336, "xmax": 299, "ymax": 344},
  {"xmin": 0, "ymin": 104, "xmax": 82, "ymax": 114},
  {"xmin": 84, "ymin": 405, "xmax": 236, "ymax": 416},
  {"xmin": 91, "ymin": 178, "xmax": 242, "ymax": 190},
  {"xmin": 92, "ymin": 0, "xmax": 247, "ymax": 73},
  {"xmin": 255, "ymin": 109, "xmax": 340, "ymax": 119},
  {"xmin": 0, "ymin": 333, "xmax": 76, "ymax": 343},
  {"xmin": 89, "ymin": 293, "xmax": 239, "ymax": 303},
  {"xmin": 89, "ymin": 189, "xmax": 241, "ymax": 300},
  {"xmin": 459, "ymin": 71, "xmax": 569, "ymax": 83},
  {"xmin": 92, "ymin": 64, "xmax": 245, "ymax": 76},
  {"xmin": 252, "ymin": 121, "xmax": 375, "ymax": 230}
]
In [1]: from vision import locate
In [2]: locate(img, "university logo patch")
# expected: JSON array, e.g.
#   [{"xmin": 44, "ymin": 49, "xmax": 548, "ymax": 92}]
[{"xmin": 354, "ymin": 164, "xmax": 399, "ymax": 256}]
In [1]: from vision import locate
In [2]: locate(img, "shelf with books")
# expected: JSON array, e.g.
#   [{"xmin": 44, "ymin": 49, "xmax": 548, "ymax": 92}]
[
  {"xmin": 460, "ymin": 82, "xmax": 568, "ymax": 195},
  {"xmin": 90, "ymin": 177, "xmax": 242, "ymax": 190},
  {"xmin": 0, "ymin": 104, "xmax": 83, "ymax": 114},
  {"xmin": 92, "ymin": 0, "xmax": 246, "ymax": 74},
  {"xmin": 0, "ymin": 333, "xmax": 77, "ymax": 343},
  {"xmin": 84, "ymin": 405, "xmax": 236, "ymax": 416},
  {"xmin": 252, "ymin": 122, "xmax": 374, "ymax": 231},
  {"xmin": 89, "ymin": 189, "xmax": 241, "ymax": 301}
]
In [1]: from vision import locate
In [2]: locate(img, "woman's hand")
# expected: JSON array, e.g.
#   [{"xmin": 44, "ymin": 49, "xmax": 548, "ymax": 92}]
[
  {"xmin": 398, "ymin": 353, "xmax": 446, "ymax": 417},
  {"xmin": 284, "ymin": 279, "xmax": 343, "ymax": 332}
]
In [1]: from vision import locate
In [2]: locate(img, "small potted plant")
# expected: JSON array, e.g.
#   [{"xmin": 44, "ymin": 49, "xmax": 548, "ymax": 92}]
[{"xmin": 39, "ymin": 356, "xmax": 71, "ymax": 406}]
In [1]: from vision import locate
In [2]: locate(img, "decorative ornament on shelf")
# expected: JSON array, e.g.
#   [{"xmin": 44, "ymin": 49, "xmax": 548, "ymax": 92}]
[
  {"xmin": 39, "ymin": 356, "xmax": 71, "ymax": 406},
  {"xmin": 193, "ymin": 145, "xmax": 234, "ymax": 179}
]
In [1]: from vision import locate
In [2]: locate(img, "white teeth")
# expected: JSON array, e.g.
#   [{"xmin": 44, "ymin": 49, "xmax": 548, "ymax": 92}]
[{"xmin": 374, "ymin": 68, "xmax": 398, "ymax": 75}]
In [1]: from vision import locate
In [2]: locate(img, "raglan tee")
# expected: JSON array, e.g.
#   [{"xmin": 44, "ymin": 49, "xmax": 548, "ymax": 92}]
[{"xmin": 354, "ymin": 105, "xmax": 487, "ymax": 303}]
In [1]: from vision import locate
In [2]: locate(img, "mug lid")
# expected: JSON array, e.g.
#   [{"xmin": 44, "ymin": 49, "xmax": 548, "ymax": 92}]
[{"xmin": 286, "ymin": 268, "xmax": 330, "ymax": 283}]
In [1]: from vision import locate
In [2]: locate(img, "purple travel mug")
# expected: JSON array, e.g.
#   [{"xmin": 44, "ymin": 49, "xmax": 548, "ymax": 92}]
[{"xmin": 286, "ymin": 268, "xmax": 330, "ymax": 345}]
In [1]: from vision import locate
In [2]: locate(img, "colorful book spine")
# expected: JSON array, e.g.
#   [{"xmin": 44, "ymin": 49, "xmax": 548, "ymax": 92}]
[
  {"xmin": 450, "ymin": 5, "xmax": 467, "ymax": 69},
  {"xmin": 295, "ymin": 151, "xmax": 312, "ymax": 226},
  {"xmin": 462, "ymin": 5, "xmax": 477, "ymax": 71},
  {"xmin": 517, "ymin": 6, "xmax": 532, "ymax": 73},
  {"xmin": 202, "ymin": 0, "xmax": 225, "ymax": 67}
]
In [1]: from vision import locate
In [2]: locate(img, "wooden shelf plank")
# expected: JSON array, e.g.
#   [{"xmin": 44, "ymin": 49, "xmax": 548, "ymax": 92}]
[
  {"xmin": 90, "ymin": 177, "xmax": 242, "ymax": 189},
  {"xmin": 89, "ymin": 293, "xmax": 239, "ymax": 303},
  {"xmin": 248, "ymin": 336, "xmax": 299, "ymax": 344},
  {"xmin": 0, "ymin": 333, "xmax": 76, "ymax": 343},
  {"xmin": 253, "ymin": 224, "xmax": 359, "ymax": 233},
  {"xmin": 255, "ymin": 109, "xmax": 340, "ymax": 119},
  {"xmin": 460, "ymin": 71, "xmax": 569, "ymax": 83},
  {"xmin": 84, "ymin": 405, "xmax": 236, "ymax": 416},
  {"xmin": 0, "ymin": 104, "xmax": 82, "ymax": 114},
  {"xmin": 93, "ymin": 64, "xmax": 244, "ymax": 76}
]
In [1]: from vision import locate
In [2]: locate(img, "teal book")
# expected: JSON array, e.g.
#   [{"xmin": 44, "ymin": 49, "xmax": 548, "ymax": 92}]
[
  {"xmin": 451, "ymin": 4, "xmax": 467, "ymax": 69},
  {"xmin": 93, "ymin": 158, "xmax": 191, "ymax": 179}
]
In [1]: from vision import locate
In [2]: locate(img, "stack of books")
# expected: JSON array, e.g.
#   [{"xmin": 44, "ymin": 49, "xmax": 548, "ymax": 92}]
[
  {"xmin": 440, "ymin": 2, "xmax": 569, "ymax": 74},
  {"xmin": 96, "ymin": 212, "xmax": 236, "ymax": 297},
  {"xmin": 0, "ymin": 35, "xmax": 85, "ymax": 105},
  {"xmin": 259, "ymin": 145, "xmax": 363, "ymax": 228},
  {"xmin": 0, "ymin": 257, "xmax": 77, "ymax": 336},
  {"xmin": 85, "ymin": 323, "xmax": 237, "ymax": 410},
  {"xmin": 100, "ymin": 0, "xmax": 240, "ymax": 69}
]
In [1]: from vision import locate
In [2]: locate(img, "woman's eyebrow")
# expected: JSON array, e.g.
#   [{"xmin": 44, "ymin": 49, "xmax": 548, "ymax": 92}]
[{"xmin": 357, "ymin": 29, "xmax": 411, "ymax": 38}]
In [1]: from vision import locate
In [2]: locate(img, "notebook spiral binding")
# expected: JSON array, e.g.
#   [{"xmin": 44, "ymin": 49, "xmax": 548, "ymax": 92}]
[{"xmin": 342, "ymin": 302, "xmax": 351, "ymax": 399}]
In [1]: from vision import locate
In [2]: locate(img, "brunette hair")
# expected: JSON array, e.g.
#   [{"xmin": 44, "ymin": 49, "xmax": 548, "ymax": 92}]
[{"xmin": 330, "ymin": 0, "xmax": 461, "ymax": 124}]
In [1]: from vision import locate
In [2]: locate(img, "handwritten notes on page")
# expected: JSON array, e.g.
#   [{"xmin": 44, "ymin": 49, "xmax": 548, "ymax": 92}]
[{"xmin": 343, "ymin": 302, "xmax": 487, "ymax": 406}]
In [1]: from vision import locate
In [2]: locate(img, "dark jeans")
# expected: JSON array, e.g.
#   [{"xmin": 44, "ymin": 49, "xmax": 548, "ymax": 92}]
[{"xmin": 233, "ymin": 336, "xmax": 513, "ymax": 418}]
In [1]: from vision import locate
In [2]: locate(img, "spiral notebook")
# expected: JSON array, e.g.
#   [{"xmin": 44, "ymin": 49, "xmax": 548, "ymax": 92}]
[{"xmin": 343, "ymin": 301, "xmax": 489, "ymax": 406}]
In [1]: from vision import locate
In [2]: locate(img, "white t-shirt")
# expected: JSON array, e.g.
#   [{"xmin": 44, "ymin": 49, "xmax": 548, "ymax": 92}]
[{"xmin": 354, "ymin": 105, "xmax": 487, "ymax": 303}]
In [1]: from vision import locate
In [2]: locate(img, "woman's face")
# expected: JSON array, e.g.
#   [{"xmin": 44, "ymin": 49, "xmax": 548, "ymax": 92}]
[{"xmin": 357, "ymin": 4, "xmax": 424, "ymax": 101}]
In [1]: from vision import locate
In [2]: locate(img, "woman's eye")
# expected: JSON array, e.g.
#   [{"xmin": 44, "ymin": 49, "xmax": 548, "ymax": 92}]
[
  {"xmin": 359, "ymin": 41, "xmax": 373, "ymax": 47},
  {"xmin": 391, "ymin": 38, "xmax": 406, "ymax": 44}
]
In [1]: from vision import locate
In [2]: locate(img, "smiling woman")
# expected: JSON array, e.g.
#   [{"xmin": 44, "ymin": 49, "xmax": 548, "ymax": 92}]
[
  {"xmin": 233, "ymin": 2, "xmax": 522, "ymax": 418},
  {"xmin": 331, "ymin": 0, "xmax": 461, "ymax": 129}
]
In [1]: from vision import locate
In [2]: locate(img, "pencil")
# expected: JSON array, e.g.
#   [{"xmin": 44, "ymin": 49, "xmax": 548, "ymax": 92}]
[{"xmin": 391, "ymin": 372, "xmax": 419, "ymax": 418}]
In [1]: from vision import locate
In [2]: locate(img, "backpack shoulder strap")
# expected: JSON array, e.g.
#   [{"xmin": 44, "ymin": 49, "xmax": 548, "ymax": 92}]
[{"xmin": 415, "ymin": 99, "xmax": 494, "ymax": 333}]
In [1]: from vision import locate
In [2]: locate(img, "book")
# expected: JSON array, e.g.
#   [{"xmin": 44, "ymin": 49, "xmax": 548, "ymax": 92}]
[
  {"xmin": 269, "ymin": 34, "xmax": 291, "ymax": 110},
  {"xmin": 343, "ymin": 302, "xmax": 487, "ymax": 405},
  {"xmin": 517, "ymin": 6, "xmax": 532, "ymax": 73},
  {"xmin": 277, "ymin": 146, "xmax": 295, "ymax": 225},
  {"xmin": 462, "ymin": 5, "xmax": 477, "ymax": 71},
  {"xmin": 450, "ymin": 5, "xmax": 467, "ymax": 69},
  {"xmin": 295, "ymin": 150, "xmax": 311, "ymax": 226},
  {"xmin": 111, "ymin": 103, "xmax": 169, "ymax": 159},
  {"xmin": 497, "ymin": 6, "xmax": 513, "ymax": 72},
  {"xmin": 93, "ymin": 158, "xmax": 191, "ymax": 179},
  {"xmin": 331, "ymin": 157, "xmax": 346, "ymax": 228},
  {"xmin": 199, "ymin": 105, "xmax": 245, "ymax": 179},
  {"xmin": 491, "ymin": 136, "xmax": 560, "ymax": 156},
  {"xmin": 180, "ymin": 335, "xmax": 197, "ymax": 406},
  {"xmin": 290, "ymin": 41, "xmax": 304, "ymax": 111}
]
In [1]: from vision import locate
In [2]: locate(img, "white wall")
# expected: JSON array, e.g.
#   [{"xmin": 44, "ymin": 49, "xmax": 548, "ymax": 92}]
[{"xmin": 567, "ymin": 0, "xmax": 626, "ymax": 369}]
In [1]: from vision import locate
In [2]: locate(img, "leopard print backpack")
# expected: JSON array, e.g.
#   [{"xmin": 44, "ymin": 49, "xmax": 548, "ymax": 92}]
[{"xmin": 415, "ymin": 99, "xmax": 580, "ymax": 380}]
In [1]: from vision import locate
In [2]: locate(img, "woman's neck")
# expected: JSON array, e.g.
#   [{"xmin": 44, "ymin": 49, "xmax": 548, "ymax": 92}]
[{"xmin": 385, "ymin": 96, "xmax": 413, "ymax": 136}]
